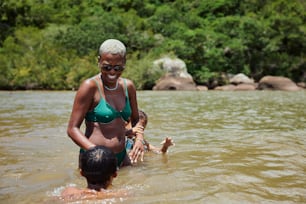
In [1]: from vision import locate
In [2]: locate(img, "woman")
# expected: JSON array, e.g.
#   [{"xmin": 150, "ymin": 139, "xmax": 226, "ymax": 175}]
[{"xmin": 67, "ymin": 39, "xmax": 144, "ymax": 167}]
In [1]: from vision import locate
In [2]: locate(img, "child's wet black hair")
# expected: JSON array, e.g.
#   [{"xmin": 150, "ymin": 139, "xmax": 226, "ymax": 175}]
[{"xmin": 81, "ymin": 146, "xmax": 117, "ymax": 187}]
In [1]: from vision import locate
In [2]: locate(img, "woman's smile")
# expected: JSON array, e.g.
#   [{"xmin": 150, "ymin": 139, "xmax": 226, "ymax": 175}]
[{"xmin": 107, "ymin": 74, "xmax": 117, "ymax": 80}]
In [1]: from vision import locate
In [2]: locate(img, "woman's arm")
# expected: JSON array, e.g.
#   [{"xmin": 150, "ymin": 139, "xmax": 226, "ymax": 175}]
[
  {"xmin": 67, "ymin": 79, "xmax": 97, "ymax": 150},
  {"xmin": 125, "ymin": 79, "xmax": 145, "ymax": 163}
]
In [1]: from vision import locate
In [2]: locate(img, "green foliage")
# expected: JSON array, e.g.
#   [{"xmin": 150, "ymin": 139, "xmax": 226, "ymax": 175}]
[
  {"xmin": 0, "ymin": 0, "xmax": 305, "ymax": 89},
  {"xmin": 55, "ymin": 13, "xmax": 126, "ymax": 56},
  {"xmin": 66, "ymin": 54, "xmax": 98, "ymax": 90},
  {"xmin": 197, "ymin": 0, "xmax": 240, "ymax": 17},
  {"xmin": 123, "ymin": 51, "xmax": 165, "ymax": 90}
]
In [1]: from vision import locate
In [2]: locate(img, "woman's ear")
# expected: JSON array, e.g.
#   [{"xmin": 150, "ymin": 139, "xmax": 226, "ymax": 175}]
[{"xmin": 97, "ymin": 55, "xmax": 101, "ymax": 63}]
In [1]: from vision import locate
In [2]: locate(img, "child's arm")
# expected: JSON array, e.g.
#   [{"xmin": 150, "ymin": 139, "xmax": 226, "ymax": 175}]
[
  {"xmin": 148, "ymin": 137, "xmax": 174, "ymax": 154},
  {"xmin": 160, "ymin": 137, "xmax": 174, "ymax": 153}
]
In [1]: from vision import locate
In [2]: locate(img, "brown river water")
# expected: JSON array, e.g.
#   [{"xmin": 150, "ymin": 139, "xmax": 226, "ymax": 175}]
[{"xmin": 0, "ymin": 90, "xmax": 305, "ymax": 203}]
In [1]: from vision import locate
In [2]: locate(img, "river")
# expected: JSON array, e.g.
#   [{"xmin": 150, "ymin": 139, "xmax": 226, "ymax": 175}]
[{"xmin": 0, "ymin": 90, "xmax": 305, "ymax": 203}]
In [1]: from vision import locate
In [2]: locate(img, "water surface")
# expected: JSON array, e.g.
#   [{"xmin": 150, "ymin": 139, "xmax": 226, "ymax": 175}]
[{"xmin": 0, "ymin": 90, "xmax": 305, "ymax": 203}]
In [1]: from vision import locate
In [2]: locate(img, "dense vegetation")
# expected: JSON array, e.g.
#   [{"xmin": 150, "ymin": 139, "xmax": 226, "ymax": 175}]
[{"xmin": 1, "ymin": 0, "xmax": 305, "ymax": 90}]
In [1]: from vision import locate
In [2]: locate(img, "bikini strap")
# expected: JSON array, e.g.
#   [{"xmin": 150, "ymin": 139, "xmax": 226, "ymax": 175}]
[
  {"xmin": 123, "ymin": 78, "xmax": 129, "ymax": 99},
  {"xmin": 92, "ymin": 78, "xmax": 103, "ymax": 98}
]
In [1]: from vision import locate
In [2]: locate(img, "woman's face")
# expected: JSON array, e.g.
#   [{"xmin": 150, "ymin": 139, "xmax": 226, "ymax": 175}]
[{"xmin": 99, "ymin": 53, "xmax": 126, "ymax": 84}]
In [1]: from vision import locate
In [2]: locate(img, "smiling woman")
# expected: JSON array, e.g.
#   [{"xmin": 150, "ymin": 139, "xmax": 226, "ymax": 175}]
[{"xmin": 67, "ymin": 39, "xmax": 145, "ymax": 169}]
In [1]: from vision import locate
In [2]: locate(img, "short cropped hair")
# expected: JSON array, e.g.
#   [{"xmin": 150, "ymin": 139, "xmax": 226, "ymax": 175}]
[
  {"xmin": 81, "ymin": 146, "xmax": 117, "ymax": 186},
  {"xmin": 99, "ymin": 39, "xmax": 126, "ymax": 57}
]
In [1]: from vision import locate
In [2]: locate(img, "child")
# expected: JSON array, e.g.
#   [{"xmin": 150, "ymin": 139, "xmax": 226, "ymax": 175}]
[
  {"xmin": 126, "ymin": 110, "xmax": 174, "ymax": 155},
  {"xmin": 60, "ymin": 146, "xmax": 127, "ymax": 202}
]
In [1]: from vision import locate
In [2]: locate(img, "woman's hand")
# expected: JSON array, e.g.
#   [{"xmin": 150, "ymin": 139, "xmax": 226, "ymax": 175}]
[
  {"xmin": 128, "ymin": 135, "xmax": 145, "ymax": 164},
  {"xmin": 131, "ymin": 124, "xmax": 144, "ymax": 135}
]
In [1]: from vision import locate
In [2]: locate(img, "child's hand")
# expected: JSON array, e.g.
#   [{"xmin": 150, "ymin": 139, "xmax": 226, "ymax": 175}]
[
  {"xmin": 161, "ymin": 137, "xmax": 175, "ymax": 148},
  {"xmin": 159, "ymin": 137, "xmax": 175, "ymax": 153}
]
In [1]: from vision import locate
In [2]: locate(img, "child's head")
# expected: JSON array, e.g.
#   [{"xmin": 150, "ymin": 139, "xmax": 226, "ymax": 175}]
[
  {"xmin": 138, "ymin": 110, "xmax": 148, "ymax": 128},
  {"xmin": 80, "ymin": 146, "xmax": 117, "ymax": 190}
]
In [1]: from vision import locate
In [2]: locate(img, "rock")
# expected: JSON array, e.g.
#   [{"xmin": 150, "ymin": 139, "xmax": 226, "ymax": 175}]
[
  {"xmin": 214, "ymin": 84, "xmax": 236, "ymax": 91},
  {"xmin": 153, "ymin": 75, "xmax": 197, "ymax": 90},
  {"xmin": 257, "ymin": 76, "xmax": 301, "ymax": 91},
  {"xmin": 297, "ymin": 82, "xmax": 306, "ymax": 89},
  {"xmin": 196, "ymin": 85, "xmax": 208, "ymax": 91},
  {"xmin": 230, "ymin": 73, "xmax": 254, "ymax": 85},
  {"xmin": 152, "ymin": 57, "xmax": 197, "ymax": 90},
  {"xmin": 214, "ymin": 83, "xmax": 257, "ymax": 91},
  {"xmin": 234, "ymin": 83, "xmax": 257, "ymax": 91},
  {"xmin": 153, "ymin": 57, "xmax": 193, "ymax": 79}
]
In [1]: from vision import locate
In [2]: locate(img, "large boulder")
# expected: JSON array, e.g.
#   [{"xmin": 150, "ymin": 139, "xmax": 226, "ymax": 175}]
[
  {"xmin": 297, "ymin": 82, "xmax": 306, "ymax": 89},
  {"xmin": 153, "ymin": 57, "xmax": 196, "ymax": 90},
  {"xmin": 153, "ymin": 74, "xmax": 197, "ymax": 90},
  {"xmin": 214, "ymin": 83, "xmax": 257, "ymax": 91},
  {"xmin": 153, "ymin": 57, "xmax": 193, "ymax": 79},
  {"xmin": 234, "ymin": 83, "xmax": 257, "ymax": 90},
  {"xmin": 214, "ymin": 84, "xmax": 236, "ymax": 91},
  {"xmin": 196, "ymin": 85, "xmax": 209, "ymax": 91},
  {"xmin": 230, "ymin": 73, "xmax": 254, "ymax": 85},
  {"xmin": 257, "ymin": 76, "xmax": 301, "ymax": 91}
]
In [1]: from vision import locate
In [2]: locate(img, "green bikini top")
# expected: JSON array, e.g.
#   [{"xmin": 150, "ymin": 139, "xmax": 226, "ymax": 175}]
[{"xmin": 85, "ymin": 78, "xmax": 132, "ymax": 123}]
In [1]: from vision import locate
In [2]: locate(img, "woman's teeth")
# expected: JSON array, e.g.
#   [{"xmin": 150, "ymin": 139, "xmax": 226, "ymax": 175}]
[{"xmin": 108, "ymin": 74, "xmax": 116, "ymax": 79}]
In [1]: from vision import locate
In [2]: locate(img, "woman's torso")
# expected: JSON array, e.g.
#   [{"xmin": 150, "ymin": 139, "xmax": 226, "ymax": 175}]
[{"xmin": 84, "ymin": 76, "xmax": 131, "ymax": 153}]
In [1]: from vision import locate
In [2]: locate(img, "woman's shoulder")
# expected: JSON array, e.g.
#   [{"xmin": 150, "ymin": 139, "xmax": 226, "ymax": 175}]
[
  {"xmin": 78, "ymin": 75, "xmax": 100, "ymax": 90},
  {"xmin": 121, "ymin": 78, "xmax": 136, "ymax": 90},
  {"xmin": 83, "ymin": 75, "xmax": 100, "ymax": 85}
]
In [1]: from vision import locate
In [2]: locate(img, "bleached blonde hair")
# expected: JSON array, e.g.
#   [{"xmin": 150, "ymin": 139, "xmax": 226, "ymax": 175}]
[{"xmin": 99, "ymin": 39, "xmax": 126, "ymax": 57}]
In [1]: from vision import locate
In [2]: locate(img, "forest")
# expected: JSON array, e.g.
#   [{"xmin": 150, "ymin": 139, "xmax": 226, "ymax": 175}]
[{"xmin": 0, "ymin": 0, "xmax": 305, "ymax": 90}]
